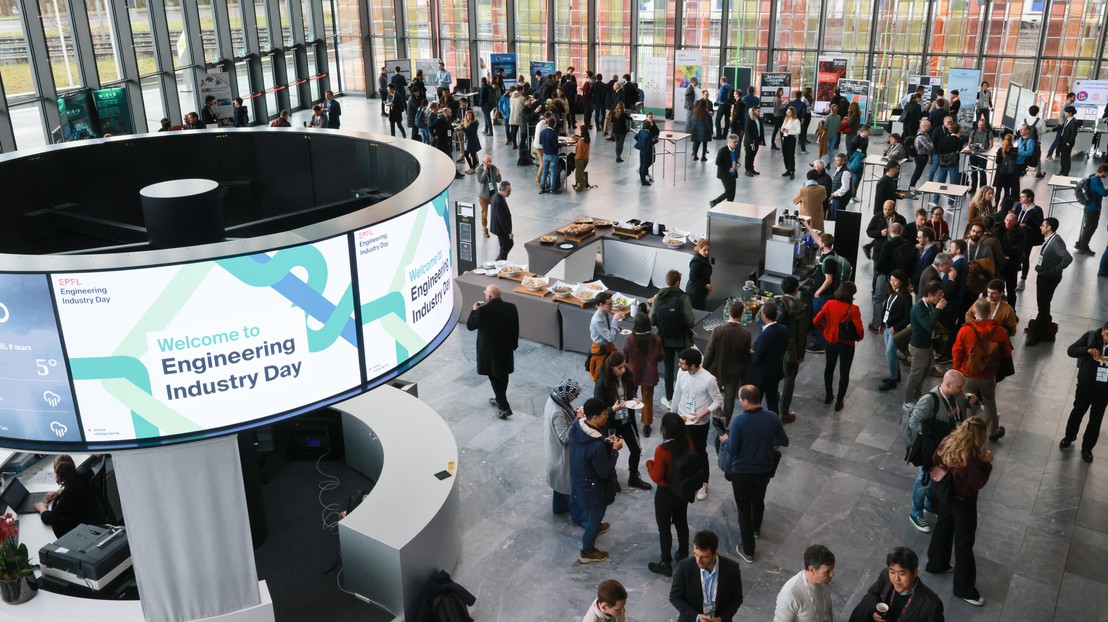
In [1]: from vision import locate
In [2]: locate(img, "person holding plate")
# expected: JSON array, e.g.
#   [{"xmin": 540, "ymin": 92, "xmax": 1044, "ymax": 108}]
[
  {"xmin": 588, "ymin": 291, "xmax": 627, "ymax": 381},
  {"xmin": 595, "ymin": 352, "xmax": 651, "ymax": 490},
  {"xmin": 623, "ymin": 314, "xmax": 664, "ymax": 438},
  {"xmin": 670, "ymin": 348, "xmax": 723, "ymax": 501}
]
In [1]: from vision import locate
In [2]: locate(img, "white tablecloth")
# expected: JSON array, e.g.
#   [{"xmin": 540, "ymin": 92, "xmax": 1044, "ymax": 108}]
[{"xmin": 602, "ymin": 239, "xmax": 693, "ymax": 287}]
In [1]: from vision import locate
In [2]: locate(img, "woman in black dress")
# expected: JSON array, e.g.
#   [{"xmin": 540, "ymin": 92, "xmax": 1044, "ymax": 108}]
[{"xmin": 685, "ymin": 238, "xmax": 713, "ymax": 310}]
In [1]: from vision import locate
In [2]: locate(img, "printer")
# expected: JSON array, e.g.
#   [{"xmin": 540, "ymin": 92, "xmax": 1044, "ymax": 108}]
[{"xmin": 39, "ymin": 524, "xmax": 132, "ymax": 591}]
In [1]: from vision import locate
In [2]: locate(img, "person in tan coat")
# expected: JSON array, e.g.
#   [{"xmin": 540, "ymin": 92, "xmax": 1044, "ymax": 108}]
[{"xmin": 793, "ymin": 171, "xmax": 827, "ymax": 232}]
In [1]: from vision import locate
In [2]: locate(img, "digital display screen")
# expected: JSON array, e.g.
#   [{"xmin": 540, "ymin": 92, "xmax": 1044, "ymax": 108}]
[
  {"xmin": 0, "ymin": 274, "xmax": 81, "ymax": 442},
  {"xmin": 355, "ymin": 195, "xmax": 454, "ymax": 379}
]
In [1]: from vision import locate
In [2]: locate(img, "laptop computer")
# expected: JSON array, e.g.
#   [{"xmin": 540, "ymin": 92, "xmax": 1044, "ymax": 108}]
[{"xmin": 0, "ymin": 477, "xmax": 49, "ymax": 515}]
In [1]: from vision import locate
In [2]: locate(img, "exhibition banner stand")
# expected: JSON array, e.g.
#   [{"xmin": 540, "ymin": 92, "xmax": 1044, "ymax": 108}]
[
  {"xmin": 490, "ymin": 53, "xmax": 518, "ymax": 85},
  {"xmin": 641, "ymin": 55, "xmax": 668, "ymax": 115},
  {"xmin": 815, "ymin": 55, "xmax": 847, "ymax": 114},
  {"xmin": 760, "ymin": 72, "xmax": 790, "ymax": 117},
  {"xmin": 94, "ymin": 86, "xmax": 134, "ymax": 136},
  {"xmin": 839, "ymin": 78, "xmax": 872, "ymax": 124},
  {"xmin": 946, "ymin": 67, "xmax": 981, "ymax": 125},
  {"xmin": 530, "ymin": 60, "xmax": 556, "ymax": 91},
  {"xmin": 1074, "ymin": 79, "xmax": 1108, "ymax": 122},
  {"xmin": 200, "ymin": 72, "xmax": 234, "ymax": 127},
  {"xmin": 414, "ymin": 59, "xmax": 441, "ymax": 83},
  {"xmin": 907, "ymin": 75, "xmax": 943, "ymax": 107},
  {"xmin": 599, "ymin": 55, "xmax": 627, "ymax": 82},
  {"xmin": 385, "ymin": 58, "xmax": 413, "ymax": 84},
  {"xmin": 674, "ymin": 50, "xmax": 703, "ymax": 113}
]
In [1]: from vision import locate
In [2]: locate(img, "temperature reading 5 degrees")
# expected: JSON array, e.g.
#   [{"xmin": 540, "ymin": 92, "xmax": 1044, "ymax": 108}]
[{"xmin": 36, "ymin": 358, "xmax": 58, "ymax": 376}]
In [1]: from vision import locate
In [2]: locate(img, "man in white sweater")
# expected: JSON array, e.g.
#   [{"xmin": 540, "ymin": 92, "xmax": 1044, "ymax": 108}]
[
  {"xmin": 774, "ymin": 544, "xmax": 835, "ymax": 622},
  {"xmin": 581, "ymin": 579, "xmax": 627, "ymax": 622},
  {"xmin": 670, "ymin": 347, "xmax": 723, "ymax": 500}
]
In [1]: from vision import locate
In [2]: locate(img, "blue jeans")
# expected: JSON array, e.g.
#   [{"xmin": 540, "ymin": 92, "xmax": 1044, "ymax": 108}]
[
  {"xmin": 933, "ymin": 163, "xmax": 959, "ymax": 205},
  {"xmin": 911, "ymin": 466, "xmax": 930, "ymax": 517},
  {"xmin": 927, "ymin": 153, "xmax": 940, "ymax": 181},
  {"xmin": 593, "ymin": 104, "xmax": 605, "ymax": 130},
  {"xmin": 809, "ymin": 296, "xmax": 829, "ymax": 348},
  {"xmin": 552, "ymin": 491, "xmax": 586, "ymax": 524},
  {"xmin": 419, "ymin": 128, "xmax": 431, "ymax": 144},
  {"xmin": 540, "ymin": 153, "xmax": 558, "ymax": 190},
  {"xmin": 1047, "ymin": 131, "xmax": 1062, "ymax": 158},
  {"xmin": 884, "ymin": 329, "xmax": 900, "ymax": 380},
  {"xmin": 582, "ymin": 505, "xmax": 608, "ymax": 553}
]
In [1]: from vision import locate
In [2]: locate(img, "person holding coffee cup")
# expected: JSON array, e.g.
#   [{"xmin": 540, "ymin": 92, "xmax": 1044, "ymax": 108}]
[{"xmin": 847, "ymin": 547, "xmax": 945, "ymax": 622}]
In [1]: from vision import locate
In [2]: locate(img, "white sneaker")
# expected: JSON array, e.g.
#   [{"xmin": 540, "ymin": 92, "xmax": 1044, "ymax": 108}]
[
  {"xmin": 696, "ymin": 483, "xmax": 709, "ymax": 501},
  {"xmin": 1016, "ymin": 279, "xmax": 1026, "ymax": 292},
  {"xmin": 660, "ymin": 396, "xmax": 671, "ymax": 409}
]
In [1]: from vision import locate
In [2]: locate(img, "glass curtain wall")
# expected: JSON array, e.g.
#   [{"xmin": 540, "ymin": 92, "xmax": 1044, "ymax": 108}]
[
  {"xmin": 440, "ymin": 0, "xmax": 470, "ymax": 79},
  {"xmin": 515, "ymin": 0, "xmax": 548, "ymax": 70},
  {"xmin": 475, "ymin": 0, "xmax": 509, "ymax": 77}
]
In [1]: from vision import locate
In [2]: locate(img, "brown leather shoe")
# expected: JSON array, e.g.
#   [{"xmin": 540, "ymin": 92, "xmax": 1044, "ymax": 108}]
[
  {"xmin": 781, "ymin": 411, "xmax": 797, "ymax": 424},
  {"xmin": 931, "ymin": 367, "xmax": 945, "ymax": 378}
]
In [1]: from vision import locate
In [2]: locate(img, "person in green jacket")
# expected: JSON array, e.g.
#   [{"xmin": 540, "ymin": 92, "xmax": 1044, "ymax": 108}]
[
  {"xmin": 824, "ymin": 103, "xmax": 841, "ymax": 158},
  {"xmin": 903, "ymin": 281, "xmax": 947, "ymax": 407}
]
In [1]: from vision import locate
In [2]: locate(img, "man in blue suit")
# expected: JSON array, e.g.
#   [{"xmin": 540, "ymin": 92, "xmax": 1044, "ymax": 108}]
[{"xmin": 748, "ymin": 302, "xmax": 789, "ymax": 416}]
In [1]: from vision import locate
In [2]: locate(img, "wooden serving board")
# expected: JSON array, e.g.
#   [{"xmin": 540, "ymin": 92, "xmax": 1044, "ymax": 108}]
[
  {"xmin": 496, "ymin": 271, "xmax": 534, "ymax": 282},
  {"xmin": 612, "ymin": 228, "xmax": 648, "ymax": 239},
  {"xmin": 564, "ymin": 230, "xmax": 596, "ymax": 243},
  {"xmin": 552, "ymin": 294, "xmax": 591, "ymax": 307},
  {"xmin": 513, "ymin": 285, "xmax": 550, "ymax": 298}
]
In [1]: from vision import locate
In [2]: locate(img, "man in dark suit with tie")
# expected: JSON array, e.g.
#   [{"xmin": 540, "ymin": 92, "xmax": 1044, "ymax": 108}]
[
  {"xmin": 465, "ymin": 284, "xmax": 519, "ymax": 419},
  {"xmin": 748, "ymin": 302, "xmax": 789, "ymax": 416},
  {"xmin": 711, "ymin": 134, "xmax": 742, "ymax": 207},
  {"xmin": 743, "ymin": 107, "xmax": 764, "ymax": 176},
  {"xmin": 848, "ymin": 547, "xmax": 945, "ymax": 622},
  {"xmin": 669, "ymin": 530, "xmax": 744, "ymax": 622},
  {"xmin": 1058, "ymin": 105, "xmax": 1079, "ymax": 176}
]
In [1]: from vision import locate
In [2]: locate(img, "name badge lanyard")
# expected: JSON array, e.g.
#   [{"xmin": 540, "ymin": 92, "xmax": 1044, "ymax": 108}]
[
  {"xmin": 702, "ymin": 569, "xmax": 718, "ymax": 614},
  {"xmin": 883, "ymin": 294, "xmax": 897, "ymax": 324}
]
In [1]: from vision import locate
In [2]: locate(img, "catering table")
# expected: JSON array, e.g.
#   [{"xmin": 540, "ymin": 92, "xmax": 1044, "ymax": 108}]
[
  {"xmin": 523, "ymin": 235, "xmax": 602, "ymax": 282},
  {"xmin": 960, "ymin": 144, "xmax": 999, "ymax": 187},
  {"xmin": 601, "ymin": 235, "xmax": 696, "ymax": 287},
  {"xmin": 454, "ymin": 271, "xmax": 563, "ymax": 348},
  {"xmin": 1047, "ymin": 174, "xmax": 1083, "ymax": 217}
]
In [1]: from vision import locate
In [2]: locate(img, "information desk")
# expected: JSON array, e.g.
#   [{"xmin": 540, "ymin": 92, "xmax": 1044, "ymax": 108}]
[
  {"xmin": 335, "ymin": 385, "xmax": 460, "ymax": 622},
  {"xmin": 0, "ymin": 453, "xmax": 274, "ymax": 622},
  {"xmin": 1047, "ymin": 174, "xmax": 1083, "ymax": 217},
  {"xmin": 455, "ymin": 271, "xmax": 563, "ymax": 348}
]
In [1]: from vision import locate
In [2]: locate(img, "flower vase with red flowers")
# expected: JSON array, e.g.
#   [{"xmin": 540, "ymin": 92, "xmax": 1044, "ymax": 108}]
[{"xmin": 0, "ymin": 514, "xmax": 35, "ymax": 605}]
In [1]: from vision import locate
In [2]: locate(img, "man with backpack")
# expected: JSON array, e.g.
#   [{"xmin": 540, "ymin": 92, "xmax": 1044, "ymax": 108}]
[
  {"xmin": 1074, "ymin": 164, "xmax": 1108, "ymax": 256},
  {"xmin": 806, "ymin": 233, "xmax": 851, "ymax": 354},
  {"xmin": 776, "ymin": 277, "xmax": 809, "ymax": 424},
  {"xmin": 904, "ymin": 370, "xmax": 979, "ymax": 533},
  {"xmin": 1024, "ymin": 105, "xmax": 1046, "ymax": 178},
  {"xmin": 953, "ymin": 299, "xmax": 1013, "ymax": 443},
  {"xmin": 650, "ymin": 270, "xmax": 696, "ymax": 408},
  {"xmin": 719, "ymin": 385, "xmax": 790, "ymax": 563}
]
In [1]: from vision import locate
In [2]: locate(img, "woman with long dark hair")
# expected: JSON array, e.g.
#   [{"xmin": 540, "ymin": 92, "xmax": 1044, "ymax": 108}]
[
  {"xmin": 462, "ymin": 110, "xmax": 481, "ymax": 173},
  {"xmin": 685, "ymin": 239, "xmax": 713, "ymax": 310},
  {"xmin": 879, "ymin": 270, "xmax": 913, "ymax": 392},
  {"xmin": 622, "ymin": 313, "xmax": 663, "ymax": 437},
  {"xmin": 993, "ymin": 134, "xmax": 1019, "ymax": 202},
  {"xmin": 645, "ymin": 412, "xmax": 694, "ymax": 577},
  {"xmin": 595, "ymin": 352, "xmax": 651, "ymax": 490},
  {"xmin": 926, "ymin": 417, "xmax": 993, "ymax": 607},
  {"xmin": 780, "ymin": 106, "xmax": 801, "ymax": 179},
  {"xmin": 611, "ymin": 102, "xmax": 629, "ymax": 162},
  {"xmin": 813, "ymin": 281, "xmax": 864, "ymax": 411},
  {"xmin": 690, "ymin": 99, "xmax": 713, "ymax": 161}
]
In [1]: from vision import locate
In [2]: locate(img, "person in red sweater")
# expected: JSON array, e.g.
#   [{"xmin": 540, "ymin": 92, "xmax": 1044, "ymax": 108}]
[
  {"xmin": 813, "ymin": 282, "xmax": 865, "ymax": 411},
  {"xmin": 926, "ymin": 417, "xmax": 993, "ymax": 607},
  {"xmin": 622, "ymin": 313, "xmax": 664, "ymax": 437},
  {"xmin": 645, "ymin": 412, "xmax": 696, "ymax": 578},
  {"xmin": 953, "ymin": 297, "xmax": 1013, "ymax": 444}
]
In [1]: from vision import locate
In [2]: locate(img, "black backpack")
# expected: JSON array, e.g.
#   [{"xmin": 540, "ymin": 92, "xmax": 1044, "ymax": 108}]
[
  {"xmin": 667, "ymin": 441, "xmax": 705, "ymax": 504},
  {"xmin": 1075, "ymin": 175, "xmax": 1094, "ymax": 205},
  {"xmin": 432, "ymin": 590, "xmax": 474, "ymax": 622},
  {"xmin": 653, "ymin": 290, "xmax": 690, "ymax": 339}
]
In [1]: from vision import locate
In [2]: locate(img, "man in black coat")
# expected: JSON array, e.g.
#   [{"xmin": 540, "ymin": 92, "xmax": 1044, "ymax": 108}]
[
  {"xmin": 1060, "ymin": 322, "xmax": 1108, "ymax": 463},
  {"xmin": 878, "ymin": 222, "xmax": 919, "ymax": 281},
  {"xmin": 669, "ymin": 530, "xmax": 743, "ymax": 622},
  {"xmin": 489, "ymin": 181, "xmax": 513, "ymax": 261},
  {"xmin": 710, "ymin": 134, "xmax": 741, "ymax": 206},
  {"xmin": 873, "ymin": 162, "xmax": 901, "ymax": 215},
  {"xmin": 748, "ymin": 303, "xmax": 789, "ymax": 415},
  {"xmin": 743, "ymin": 108, "xmax": 764, "ymax": 176},
  {"xmin": 465, "ymin": 285, "xmax": 519, "ymax": 419},
  {"xmin": 902, "ymin": 93, "xmax": 925, "ymax": 139},
  {"xmin": 848, "ymin": 547, "xmax": 944, "ymax": 622},
  {"xmin": 1058, "ymin": 105, "xmax": 1080, "ymax": 176}
]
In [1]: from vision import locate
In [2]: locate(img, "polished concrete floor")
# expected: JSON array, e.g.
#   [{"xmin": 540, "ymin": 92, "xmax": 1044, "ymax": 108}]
[{"xmin": 333, "ymin": 97, "xmax": 1108, "ymax": 621}]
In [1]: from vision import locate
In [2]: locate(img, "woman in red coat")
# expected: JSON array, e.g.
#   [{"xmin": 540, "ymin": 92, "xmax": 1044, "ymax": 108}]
[
  {"xmin": 814, "ymin": 281, "xmax": 864, "ymax": 411},
  {"xmin": 622, "ymin": 313, "xmax": 664, "ymax": 437}
]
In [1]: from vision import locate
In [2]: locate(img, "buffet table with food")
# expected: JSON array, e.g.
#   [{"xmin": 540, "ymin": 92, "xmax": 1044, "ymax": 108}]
[{"xmin": 455, "ymin": 264, "xmax": 563, "ymax": 347}]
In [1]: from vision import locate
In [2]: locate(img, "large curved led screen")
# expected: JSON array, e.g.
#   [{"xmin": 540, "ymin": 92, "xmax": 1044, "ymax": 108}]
[{"xmin": 0, "ymin": 192, "xmax": 453, "ymax": 448}]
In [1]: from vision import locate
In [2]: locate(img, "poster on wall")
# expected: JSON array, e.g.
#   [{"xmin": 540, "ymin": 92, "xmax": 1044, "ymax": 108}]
[
  {"xmin": 384, "ymin": 59, "xmax": 412, "ymax": 87},
  {"xmin": 906, "ymin": 75, "xmax": 943, "ymax": 108},
  {"xmin": 199, "ymin": 73, "xmax": 234, "ymax": 128},
  {"xmin": 641, "ymin": 55, "xmax": 668, "ymax": 115},
  {"xmin": 814, "ymin": 55, "xmax": 848, "ymax": 115},
  {"xmin": 759, "ymin": 72, "xmax": 791, "ymax": 117},
  {"xmin": 838, "ymin": 79, "xmax": 872, "ymax": 124},
  {"xmin": 57, "ymin": 90, "xmax": 99, "ymax": 141},
  {"xmin": 674, "ymin": 50, "xmax": 703, "ymax": 114},
  {"xmin": 1074, "ymin": 79, "xmax": 1108, "ymax": 121},
  {"xmin": 530, "ymin": 61, "xmax": 556, "ymax": 92},
  {"xmin": 599, "ymin": 55, "xmax": 627, "ymax": 83},
  {"xmin": 414, "ymin": 59, "xmax": 441, "ymax": 84},
  {"xmin": 946, "ymin": 67, "xmax": 981, "ymax": 125},
  {"xmin": 490, "ymin": 53, "xmax": 518, "ymax": 85},
  {"xmin": 93, "ymin": 87, "xmax": 134, "ymax": 136}
]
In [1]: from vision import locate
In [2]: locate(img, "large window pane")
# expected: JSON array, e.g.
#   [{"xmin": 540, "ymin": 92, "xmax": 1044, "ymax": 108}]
[
  {"xmin": 516, "ymin": 0, "xmax": 548, "ymax": 69},
  {"xmin": 140, "ymin": 74, "xmax": 167, "ymax": 128},
  {"xmin": 1043, "ymin": 0, "xmax": 1103, "ymax": 58},
  {"xmin": 11, "ymin": 103, "xmax": 49, "ymax": 150},
  {"xmin": 638, "ymin": 0, "xmax": 675, "ymax": 47},
  {"xmin": 774, "ymin": 0, "xmax": 818, "ymax": 50},
  {"xmin": 982, "ymin": 56, "xmax": 1035, "ymax": 114},
  {"xmin": 682, "ymin": 0, "xmax": 722, "ymax": 50},
  {"xmin": 285, "ymin": 54, "xmax": 300, "ymax": 108},
  {"xmin": 984, "ymin": 0, "xmax": 1042, "ymax": 56},
  {"xmin": 730, "ymin": 0, "xmax": 770, "ymax": 51},
  {"xmin": 442, "ymin": 39, "xmax": 471, "ymax": 82},
  {"xmin": 0, "ymin": 7, "xmax": 34, "ymax": 101},
  {"xmin": 85, "ymin": 0, "xmax": 122, "ymax": 83},
  {"xmin": 1038, "ymin": 60, "xmax": 1095, "ymax": 122},
  {"xmin": 404, "ymin": 0, "xmax": 432, "ymax": 40},
  {"xmin": 476, "ymin": 0, "xmax": 509, "ymax": 43},
  {"xmin": 198, "ymin": 1, "xmax": 218, "ymax": 61},
  {"xmin": 824, "ymin": 0, "xmax": 874, "ymax": 52},
  {"xmin": 441, "ymin": 0, "xmax": 470, "ymax": 76},
  {"xmin": 38, "ymin": 0, "xmax": 81, "ymax": 91},
  {"xmin": 928, "ymin": 0, "xmax": 986, "ymax": 57},
  {"xmin": 554, "ymin": 0, "xmax": 587, "ymax": 68},
  {"xmin": 597, "ymin": 0, "xmax": 631, "ymax": 60},
  {"xmin": 871, "ymin": 54, "xmax": 923, "ymax": 120},
  {"xmin": 773, "ymin": 50, "xmax": 817, "ymax": 92}
]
